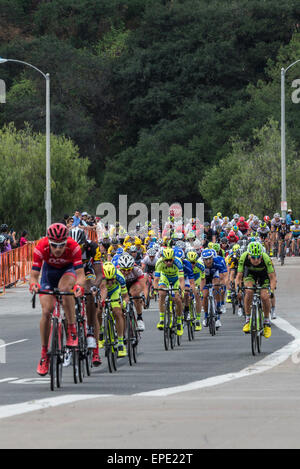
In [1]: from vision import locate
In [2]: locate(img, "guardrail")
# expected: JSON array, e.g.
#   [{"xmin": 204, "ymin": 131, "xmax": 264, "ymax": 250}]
[{"xmin": 0, "ymin": 242, "xmax": 38, "ymax": 294}]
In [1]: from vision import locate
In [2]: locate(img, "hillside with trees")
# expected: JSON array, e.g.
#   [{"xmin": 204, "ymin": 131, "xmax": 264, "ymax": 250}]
[{"xmin": 1, "ymin": 0, "xmax": 300, "ymax": 233}]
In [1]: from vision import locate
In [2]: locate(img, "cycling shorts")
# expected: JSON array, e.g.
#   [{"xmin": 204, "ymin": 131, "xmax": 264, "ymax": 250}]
[
  {"xmin": 244, "ymin": 271, "xmax": 270, "ymax": 288},
  {"xmin": 158, "ymin": 273, "xmax": 180, "ymax": 290},
  {"xmin": 40, "ymin": 263, "xmax": 76, "ymax": 291}
]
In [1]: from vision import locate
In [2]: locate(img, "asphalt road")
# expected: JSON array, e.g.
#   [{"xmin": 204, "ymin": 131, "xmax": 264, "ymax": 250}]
[{"xmin": 0, "ymin": 257, "xmax": 300, "ymax": 449}]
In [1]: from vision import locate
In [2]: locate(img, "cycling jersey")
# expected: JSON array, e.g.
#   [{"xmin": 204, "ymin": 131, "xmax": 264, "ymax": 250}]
[
  {"xmin": 142, "ymin": 254, "xmax": 159, "ymax": 273},
  {"xmin": 155, "ymin": 257, "xmax": 184, "ymax": 280},
  {"xmin": 122, "ymin": 266, "xmax": 144, "ymax": 288},
  {"xmin": 238, "ymin": 252, "xmax": 275, "ymax": 274},
  {"xmin": 291, "ymin": 225, "xmax": 300, "ymax": 238},
  {"xmin": 226, "ymin": 254, "xmax": 240, "ymax": 270},
  {"xmin": 32, "ymin": 237, "xmax": 83, "ymax": 272},
  {"xmin": 271, "ymin": 218, "xmax": 282, "ymax": 231}
]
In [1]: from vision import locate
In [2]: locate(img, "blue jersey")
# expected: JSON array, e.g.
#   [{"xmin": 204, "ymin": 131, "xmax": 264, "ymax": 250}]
[
  {"xmin": 204, "ymin": 256, "xmax": 227, "ymax": 277},
  {"xmin": 182, "ymin": 259, "xmax": 194, "ymax": 280},
  {"xmin": 112, "ymin": 254, "xmax": 121, "ymax": 267}
]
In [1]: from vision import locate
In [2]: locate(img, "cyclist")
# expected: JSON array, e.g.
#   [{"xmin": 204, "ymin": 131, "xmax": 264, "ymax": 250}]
[
  {"xmin": 100, "ymin": 261, "xmax": 129, "ymax": 357},
  {"xmin": 201, "ymin": 248, "xmax": 227, "ymax": 329},
  {"xmin": 257, "ymin": 221, "xmax": 271, "ymax": 254},
  {"xmin": 118, "ymin": 253, "xmax": 147, "ymax": 331},
  {"xmin": 186, "ymin": 250, "xmax": 205, "ymax": 330},
  {"xmin": 270, "ymin": 213, "xmax": 282, "ymax": 257},
  {"xmin": 290, "ymin": 220, "xmax": 300, "ymax": 256},
  {"xmin": 69, "ymin": 227, "xmax": 103, "ymax": 366},
  {"xmin": 29, "ymin": 223, "xmax": 85, "ymax": 376},
  {"xmin": 107, "ymin": 237, "xmax": 122, "ymax": 261},
  {"xmin": 235, "ymin": 241, "xmax": 276, "ymax": 339},
  {"xmin": 277, "ymin": 219, "xmax": 291, "ymax": 260},
  {"xmin": 141, "ymin": 248, "xmax": 159, "ymax": 301},
  {"xmin": 237, "ymin": 217, "xmax": 250, "ymax": 236},
  {"xmin": 226, "ymin": 244, "xmax": 243, "ymax": 316},
  {"xmin": 202, "ymin": 222, "xmax": 214, "ymax": 248},
  {"xmin": 174, "ymin": 247, "xmax": 197, "ymax": 325},
  {"xmin": 154, "ymin": 247, "xmax": 185, "ymax": 336}
]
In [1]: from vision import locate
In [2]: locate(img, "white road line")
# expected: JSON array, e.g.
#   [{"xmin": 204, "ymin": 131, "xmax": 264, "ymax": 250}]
[
  {"xmin": 0, "ymin": 339, "xmax": 28, "ymax": 348},
  {"xmin": 134, "ymin": 317, "xmax": 300, "ymax": 397},
  {"xmin": 0, "ymin": 394, "xmax": 111, "ymax": 420},
  {"xmin": 0, "ymin": 378, "xmax": 18, "ymax": 383},
  {"xmin": 0, "ymin": 318, "xmax": 299, "ymax": 418}
]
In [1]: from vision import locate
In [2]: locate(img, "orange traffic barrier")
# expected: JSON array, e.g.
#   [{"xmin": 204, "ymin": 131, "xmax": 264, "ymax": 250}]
[{"xmin": 0, "ymin": 242, "xmax": 38, "ymax": 294}]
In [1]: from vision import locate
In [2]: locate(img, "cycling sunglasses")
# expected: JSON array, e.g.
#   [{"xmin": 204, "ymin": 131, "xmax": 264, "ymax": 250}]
[
  {"xmin": 120, "ymin": 267, "xmax": 133, "ymax": 271},
  {"xmin": 50, "ymin": 241, "xmax": 67, "ymax": 249},
  {"xmin": 250, "ymin": 255, "xmax": 262, "ymax": 259}
]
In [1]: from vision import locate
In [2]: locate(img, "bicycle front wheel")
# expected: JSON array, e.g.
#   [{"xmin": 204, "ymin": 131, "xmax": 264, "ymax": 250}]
[
  {"xmin": 251, "ymin": 306, "xmax": 258, "ymax": 356},
  {"xmin": 49, "ymin": 318, "xmax": 58, "ymax": 392}
]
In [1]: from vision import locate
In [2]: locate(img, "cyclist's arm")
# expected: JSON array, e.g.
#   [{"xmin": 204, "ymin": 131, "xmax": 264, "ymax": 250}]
[
  {"xmin": 29, "ymin": 269, "xmax": 41, "ymax": 292},
  {"xmin": 268, "ymin": 272, "xmax": 277, "ymax": 292}
]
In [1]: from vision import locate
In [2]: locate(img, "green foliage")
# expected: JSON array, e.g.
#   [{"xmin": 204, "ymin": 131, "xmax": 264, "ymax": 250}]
[
  {"xmin": 199, "ymin": 119, "xmax": 300, "ymax": 217},
  {"xmin": 0, "ymin": 123, "xmax": 94, "ymax": 238}
]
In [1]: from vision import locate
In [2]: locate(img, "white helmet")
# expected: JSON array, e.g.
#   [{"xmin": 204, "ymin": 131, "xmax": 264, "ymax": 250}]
[{"xmin": 118, "ymin": 253, "xmax": 135, "ymax": 269}]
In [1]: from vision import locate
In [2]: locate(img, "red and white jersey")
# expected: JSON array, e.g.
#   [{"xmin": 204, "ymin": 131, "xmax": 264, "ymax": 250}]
[{"xmin": 32, "ymin": 237, "xmax": 83, "ymax": 271}]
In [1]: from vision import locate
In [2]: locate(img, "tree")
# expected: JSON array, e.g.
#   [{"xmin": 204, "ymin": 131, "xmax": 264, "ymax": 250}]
[
  {"xmin": 0, "ymin": 123, "xmax": 94, "ymax": 238},
  {"xmin": 199, "ymin": 119, "xmax": 300, "ymax": 218}
]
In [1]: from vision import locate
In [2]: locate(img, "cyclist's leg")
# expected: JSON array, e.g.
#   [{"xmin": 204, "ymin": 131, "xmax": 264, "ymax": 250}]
[
  {"xmin": 157, "ymin": 274, "xmax": 168, "ymax": 329},
  {"xmin": 130, "ymin": 281, "xmax": 145, "ymax": 331},
  {"xmin": 242, "ymin": 276, "xmax": 255, "ymax": 333}
]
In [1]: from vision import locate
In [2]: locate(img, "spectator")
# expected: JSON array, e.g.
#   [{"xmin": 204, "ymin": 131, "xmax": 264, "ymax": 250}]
[
  {"xmin": 0, "ymin": 224, "xmax": 17, "ymax": 248},
  {"xmin": 66, "ymin": 217, "xmax": 74, "ymax": 230},
  {"xmin": 79, "ymin": 212, "xmax": 89, "ymax": 228},
  {"xmin": 0, "ymin": 234, "xmax": 11, "ymax": 253},
  {"xmin": 61, "ymin": 214, "xmax": 69, "ymax": 226},
  {"xmin": 72, "ymin": 210, "xmax": 81, "ymax": 227},
  {"xmin": 19, "ymin": 230, "xmax": 28, "ymax": 247},
  {"xmin": 286, "ymin": 209, "xmax": 293, "ymax": 227}
]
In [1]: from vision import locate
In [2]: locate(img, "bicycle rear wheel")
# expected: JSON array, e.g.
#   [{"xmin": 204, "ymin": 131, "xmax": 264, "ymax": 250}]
[
  {"xmin": 164, "ymin": 308, "xmax": 170, "ymax": 351},
  {"xmin": 49, "ymin": 318, "xmax": 58, "ymax": 392},
  {"xmin": 251, "ymin": 306, "xmax": 258, "ymax": 356},
  {"xmin": 56, "ymin": 320, "xmax": 66, "ymax": 389},
  {"xmin": 208, "ymin": 301, "xmax": 216, "ymax": 336},
  {"xmin": 127, "ymin": 313, "xmax": 133, "ymax": 366}
]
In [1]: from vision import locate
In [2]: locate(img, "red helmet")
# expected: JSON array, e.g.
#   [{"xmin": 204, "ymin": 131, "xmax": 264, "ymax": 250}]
[
  {"xmin": 47, "ymin": 223, "xmax": 68, "ymax": 242},
  {"xmin": 239, "ymin": 216, "xmax": 245, "ymax": 223},
  {"xmin": 228, "ymin": 231, "xmax": 236, "ymax": 238},
  {"xmin": 264, "ymin": 215, "xmax": 270, "ymax": 222}
]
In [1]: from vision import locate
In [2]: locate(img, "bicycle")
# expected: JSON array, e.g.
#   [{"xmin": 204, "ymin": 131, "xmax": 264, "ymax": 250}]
[
  {"xmin": 205, "ymin": 283, "xmax": 222, "ymax": 336},
  {"xmin": 243, "ymin": 286, "xmax": 265, "ymax": 356},
  {"xmin": 158, "ymin": 287, "xmax": 180, "ymax": 350},
  {"xmin": 102, "ymin": 298, "xmax": 118, "ymax": 372},
  {"xmin": 124, "ymin": 295, "xmax": 142, "ymax": 366},
  {"xmin": 72, "ymin": 294, "xmax": 93, "ymax": 384},
  {"xmin": 32, "ymin": 288, "xmax": 74, "ymax": 391},
  {"xmin": 184, "ymin": 289, "xmax": 197, "ymax": 341},
  {"xmin": 230, "ymin": 281, "xmax": 238, "ymax": 315}
]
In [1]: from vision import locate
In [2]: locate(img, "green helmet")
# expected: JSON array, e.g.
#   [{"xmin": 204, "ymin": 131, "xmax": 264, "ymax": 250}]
[
  {"xmin": 247, "ymin": 241, "xmax": 263, "ymax": 257},
  {"xmin": 213, "ymin": 243, "xmax": 220, "ymax": 252}
]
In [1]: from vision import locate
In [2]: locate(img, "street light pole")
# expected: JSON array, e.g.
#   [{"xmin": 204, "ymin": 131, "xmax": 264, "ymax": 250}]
[
  {"xmin": 0, "ymin": 58, "xmax": 51, "ymax": 231},
  {"xmin": 281, "ymin": 67, "xmax": 286, "ymax": 219},
  {"xmin": 281, "ymin": 59, "xmax": 300, "ymax": 219}
]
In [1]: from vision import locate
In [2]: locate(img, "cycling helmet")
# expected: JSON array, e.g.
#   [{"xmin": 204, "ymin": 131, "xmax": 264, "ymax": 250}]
[
  {"xmin": 233, "ymin": 213, "xmax": 240, "ymax": 219},
  {"xmin": 217, "ymin": 212, "xmax": 222, "ymax": 218},
  {"xmin": 259, "ymin": 222, "xmax": 267, "ymax": 229},
  {"xmin": 187, "ymin": 251, "xmax": 198, "ymax": 263},
  {"xmin": 47, "ymin": 223, "xmax": 68, "ymax": 243},
  {"xmin": 111, "ymin": 237, "xmax": 119, "ymax": 245},
  {"xmin": 174, "ymin": 247, "xmax": 185, "ymax": 259},
  {"xmin": 294, "ymin": 220, "xmax": 300, "ymax": 225},
  {"xmin": 232, "ymin": 225, "xmax": 239, "ymax": 232},
  {"xmin": 228, "ymin": 230, "xmax": 236, "ymax": 238},
  {"xmin": 220, "ymin": 237, "xmax": 228, "ymax": 244},
  {"xmin": 118, "ymin": 253, "xmax": 135, "ymax": 269},
  {"xmin": 208, "ymin": 242, "xmax": 214, "ymax": 249},
  {"xmin": 204, "ymin": 222, "xmax": 210, "ymax": 228},
  {"xmin": 281, "ymin": 218, "xmax": 286, "ymax": 224},
  {"xmin": 213, "ymin": 243, "xmax": 220, "ymax": 252},
  {"xmin": 264, "ymin": 215, "xmax": 270, "ymax": 222},
  {"xmin": 129, "ymin": 245, "xmax": 137, "ymax": 253},
  {"xmin": 69, "ymin": 227, "xmax": 86, "ymax": 245},
  {"xmin": 116, "ymin": 247, "xmax": 124, "ymax": 255},
  {"xmin": 0, "ymin": 224, "xmax": 8, "ymax": 232},
  {"xmin": 162, "ymin": 247, "xmax": 175, "ymax": 260},
  {"xmin": 103, "ymin": 262, "xmax": 117, "ymax": 280},
  {"xmin": 274, "ymin": 213, "xmax": 280, "ymax": 219},
  {"xmin": 186, "ymin": 232, "xmax": 196, "ymax": 240},
  {"xmin": 239, "ymin": 216, "xmax": 245, "ymax": 223},
  {"xmin": 201, "ymin": 249, "xmax": 215, "ymax": 259},
  {"xmin": 147, "ymin": 248, "xmax": 156, "ymax": 257},
  {"xmin": 248, "ymin": 242, "xmax": 263, "ymax": 257}
]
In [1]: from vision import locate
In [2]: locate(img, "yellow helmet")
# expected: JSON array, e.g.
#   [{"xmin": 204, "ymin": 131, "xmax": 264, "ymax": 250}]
[
  {"xmin": 148, "ymin": 230, "xmax": 155, "ymax": 237},
  {"xmin": 135, "ymin": 238, "xmax": 142, "ymax": 246},
  {"xmin": 162, "ymin": 247, "xmax": 175, "ymax": 260},
  {"xmin": 102, "ymin": 262, "xmax": 116, "ymax": 280},
  {"xmin": 232, "ymin": 244, "xmax": 240, "ymax": 252},
  {"xmin": 187, "ymin": 251, "xmax": 198, "ymax": 263},
  {"xmin": 208, "ymin": 242, "xmax": 214, "ymax": 249}
]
